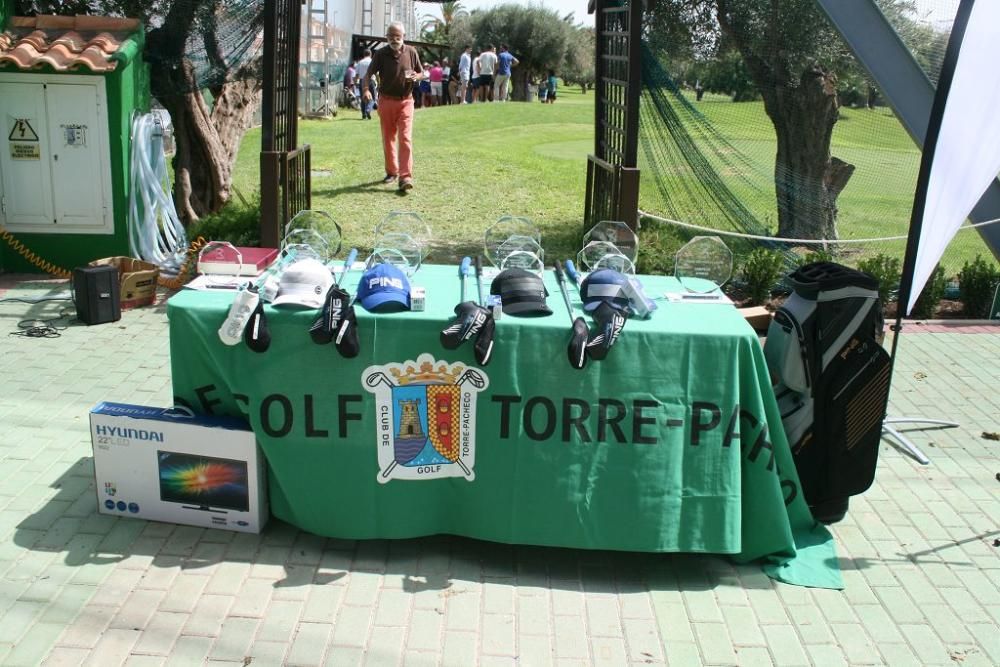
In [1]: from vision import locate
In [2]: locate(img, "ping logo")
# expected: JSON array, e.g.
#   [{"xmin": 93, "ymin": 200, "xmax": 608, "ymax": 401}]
[
  {"xmin": 368, "ymin": 276, "xmax": 405, "ymax": 290},
  {"xmin": 608, "ymin": 312, "xmax": 625, "ymax": 346}
]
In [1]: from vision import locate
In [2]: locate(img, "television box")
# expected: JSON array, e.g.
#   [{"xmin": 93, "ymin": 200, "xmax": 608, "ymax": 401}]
[
  {"xmin": 197, "ymin": 246, "xmax": 279, "ymax": 277},
  {"xmin": 89, "ymin": 402, "xmax": 268, "ymax": 533},
  {"xmin": 88, "ymin": 257, "xmax": 159, "ymax": 309}
]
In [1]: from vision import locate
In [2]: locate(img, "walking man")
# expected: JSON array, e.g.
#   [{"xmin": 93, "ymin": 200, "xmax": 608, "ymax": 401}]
[
  {"xmin": 494, "ymin": 45, "xmax": 518, "ymax": 102},
  {"xmin": 364, "ymin": 22, "xmax": 422, "ymax": 191}
]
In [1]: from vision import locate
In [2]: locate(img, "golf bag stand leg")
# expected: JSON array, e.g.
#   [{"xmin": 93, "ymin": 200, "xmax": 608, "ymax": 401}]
[{"xmin": 881, "ymin": 416, "xmax": 959, "ymax": 466}]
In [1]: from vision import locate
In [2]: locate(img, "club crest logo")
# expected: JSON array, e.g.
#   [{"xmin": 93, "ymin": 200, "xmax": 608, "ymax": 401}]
[{"xmin": 363, "ymin": 353, "xmax": 488, "ymax": 484}]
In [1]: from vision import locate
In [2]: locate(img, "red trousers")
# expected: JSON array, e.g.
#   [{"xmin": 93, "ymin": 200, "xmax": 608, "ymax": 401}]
[{"xmin": 377, "ymin": 95, "xmax": 414, "ymax": 180}]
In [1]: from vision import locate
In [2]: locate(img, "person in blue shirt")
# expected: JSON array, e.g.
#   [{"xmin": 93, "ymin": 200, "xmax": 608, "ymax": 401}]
[
  {"xmin": 494, "ymin": 44, "xmax": 519, "ymax": 102},
  {"xmin": 546, "ymin": 70, "xmax": 558, "ymax": 104}
]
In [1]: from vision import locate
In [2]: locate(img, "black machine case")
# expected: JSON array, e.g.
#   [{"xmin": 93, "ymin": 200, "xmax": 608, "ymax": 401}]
[
  {"xmin": 763, "ymin": 262, "xmax": 890, "ymax": 523},
  {"xmin": 73, "ymin": 265, "xmax": 121, "ymax": 325}
]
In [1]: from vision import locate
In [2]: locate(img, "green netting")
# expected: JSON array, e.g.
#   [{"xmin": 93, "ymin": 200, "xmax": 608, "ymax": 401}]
[{"xmin": 637, "ymin": 1, "xmax": 995, "ymax": 276}]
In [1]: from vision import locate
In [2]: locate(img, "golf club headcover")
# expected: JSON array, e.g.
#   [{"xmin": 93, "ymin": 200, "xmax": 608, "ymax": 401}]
[
  {"xmin": 218, "ymin": 284, "xmax": 260, "ymax": 346},
  {"xmin": 244, "ymin": 299, "xmax": 271, "ymax": 353},
  {"xmin": 310, "ymin": 285, "xmax": 351, "ymax": 345},
  {"xmin": 334, "ymin": 305, "xmax": 360, "ymax": 358},
  {"xmin": 586, "ymin": 301, "xmax": 627, "ymax": 361},
  {"xmin": 473, "ymin": 312, "xmax": 495, "ymax": 366},
  {"xmin": 568, "ymin": 317, "xmax": 589, "ymax": 370},
  {"xmin": 440, "ymin": 301, "xmax": 489, "ymax": 349}
]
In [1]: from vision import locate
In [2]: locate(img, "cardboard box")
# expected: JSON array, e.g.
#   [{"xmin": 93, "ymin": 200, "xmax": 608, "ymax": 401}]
[
  {"xmin": 89, "ymin": 257, "xmax": 159, "ymax": 309},
  {"xmin": 90, "ymin": 402, "xmax": 268, "ymax": 533},
  {"xmin": 740, "ymin": 306, "xmax": 773, "ymax": 334}
]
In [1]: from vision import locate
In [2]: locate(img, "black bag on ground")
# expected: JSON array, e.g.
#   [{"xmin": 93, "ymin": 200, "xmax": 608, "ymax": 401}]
[{"xmin": 763, "ymin": 262, "xmax": 890, "ymax": 524}]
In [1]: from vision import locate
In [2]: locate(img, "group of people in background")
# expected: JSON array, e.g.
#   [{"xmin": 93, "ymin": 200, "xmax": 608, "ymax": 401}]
[
  {"xmin": 455, "ymin": 43, "xmax": 518, "ymax": 103},
  {"xmin": 351, "ymin": 22, "xmax": 560, "ymax": 193},
  {"xmin": 345, "ymin": 42, "xmax": 558, "ymax": 110}
]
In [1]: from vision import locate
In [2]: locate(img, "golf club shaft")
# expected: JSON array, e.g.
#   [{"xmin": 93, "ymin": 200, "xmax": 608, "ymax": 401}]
[
  {"xmin": 475, "ymin": 256, "xmax": 486, "ymax": 307},
  {"xmin": 564, "ymin": 259, "xmax": 584, "ymax": 296},
  {"xmin": 336, "ymin": 248, "xmax": 358, "ymax": 286},
  {"xmin": 459, "ymin": 256, "xmax": 471, "ymax": 303},
  {"xmin": 553, "ymin": 264, "xmax": 576, "ymax": 324}
]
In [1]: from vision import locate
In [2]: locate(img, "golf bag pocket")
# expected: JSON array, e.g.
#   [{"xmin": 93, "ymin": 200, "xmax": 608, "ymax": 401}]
[
  {"xmin": 766, "ymin": 308, "xmax": 811, "ymax": 393},
  {"xmin": 816, "ymin": 334, "xmax": 891, "ymax": 501}
]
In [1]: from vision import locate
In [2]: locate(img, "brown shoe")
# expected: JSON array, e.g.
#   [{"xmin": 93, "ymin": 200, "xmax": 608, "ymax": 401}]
[{"xmin": 398, "ymin": 178, "xmax": 413, "ymax": 191}]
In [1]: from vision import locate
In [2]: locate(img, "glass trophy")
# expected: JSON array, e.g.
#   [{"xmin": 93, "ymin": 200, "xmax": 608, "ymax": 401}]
[
  {"xmin": 371, "ymin": 231, "xmax": 423, "ymax": 277},
  {"xmin": 673, "ymin": 236, "xmax": 733, "ymax": 294},
  {"xmin": 281, "ymin": 228, "xmax": 330, "ymax": 264},
  {"xmin": 196, "ymin": 241, "xmax": 244, "ymax": 287},
  {"xmin": 375, "ymin": 211, "xmax": 433, "ymax": 261},
  {"xmin": 285, "ymin": 210, "xmax": 343, "ymax": 261},
  {"xmin": 485, "ymin": 216, "xmax": 541, "ymax": 266},
  {"xmin": 497, "ymin": 236, "xmax": 545, "ymax": 273},
  {"xmin": 578, "ymin": 240, "xmax": 635, "ymax": 275},
  {"xmin": 583, "ymin": 221, "xmax": 638, "ymax": 265}
]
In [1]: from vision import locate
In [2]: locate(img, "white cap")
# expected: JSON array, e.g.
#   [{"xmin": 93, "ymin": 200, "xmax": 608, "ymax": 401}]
[{"xmin": 271, "ymin": 258, "xmax": 333, "ymax": 308}]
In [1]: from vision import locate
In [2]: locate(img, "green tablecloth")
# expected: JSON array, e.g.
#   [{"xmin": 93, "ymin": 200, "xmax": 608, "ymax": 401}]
[{"xmin": 167, "ymin": 264, "xmax": 841, "ymax": 589}]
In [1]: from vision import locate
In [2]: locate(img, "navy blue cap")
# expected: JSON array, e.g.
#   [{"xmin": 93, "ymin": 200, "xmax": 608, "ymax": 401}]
[
  {"xmin": 357, "ymin": 263, "xmax": 411, "ymax": 312},
  {"xmin": 580, "ymin": 269, "xmax": 630, "ymax": 313}
]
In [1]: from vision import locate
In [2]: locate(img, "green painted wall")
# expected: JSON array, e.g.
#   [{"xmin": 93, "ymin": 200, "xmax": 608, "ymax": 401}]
[
  {"xmin": 0, "ymin": 30, "xmax": 150, "ymax": 274},
  {"xmin": 0, "ymin": 0, "xmax": 12, "ymax": 28}
]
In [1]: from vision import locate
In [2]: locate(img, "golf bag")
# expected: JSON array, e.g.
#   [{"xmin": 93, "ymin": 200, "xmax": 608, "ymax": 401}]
[{"xmin": 763, "ymin": 262, "xmax": 890, "ymax": 524}]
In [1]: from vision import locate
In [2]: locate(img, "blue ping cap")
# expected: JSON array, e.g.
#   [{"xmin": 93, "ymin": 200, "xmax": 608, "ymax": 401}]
[
  {"xmin": 581, "ymin": 269, "xmax": 631, "ymax": 313},
  {"xmin": 357, "ymin": 263, "xmax": 411, "ymax": 312}
]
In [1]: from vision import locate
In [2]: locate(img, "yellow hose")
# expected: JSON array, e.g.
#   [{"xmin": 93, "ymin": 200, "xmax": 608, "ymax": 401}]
[
  {"xmin": 1, "ymin": 223, "xmax": 206, "ymax": 290},
  {"xmin": 0, "ymin": 224, "xmax": 73, "ymax": 278}
]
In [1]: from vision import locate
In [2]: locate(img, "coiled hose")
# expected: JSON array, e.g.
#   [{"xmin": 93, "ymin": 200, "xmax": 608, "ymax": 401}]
[{"xmin": 128, "ymin": 112, "xmax": 189, "ymax": 279}]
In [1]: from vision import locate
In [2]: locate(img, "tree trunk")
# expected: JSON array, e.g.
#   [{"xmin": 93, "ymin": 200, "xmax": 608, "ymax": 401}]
[
  {"xmin": 152, "ymin": 64, "xmax": 258, "ymax": 223},
  {"xmin": 766, "ymin": 64, "xmax": 854, "ymax": 240},
  {"xmin": 715, "ymin": 1, "xmax": 855, "ymax": 241},
  {"xmin": 511, "ymin": 69, "xmax": 530, "ymax": 102},
  {"xmin": 146, "ymin": 1, "xmax": 260, "ymax": 224}
]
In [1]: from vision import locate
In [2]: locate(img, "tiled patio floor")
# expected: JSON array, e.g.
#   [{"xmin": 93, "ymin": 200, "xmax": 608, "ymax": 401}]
[{"xmin": 0, "ymin": 276, "xmax": 997, "ymax": 666}]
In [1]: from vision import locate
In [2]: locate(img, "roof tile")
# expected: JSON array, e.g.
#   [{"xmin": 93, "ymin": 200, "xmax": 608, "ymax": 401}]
[{"xmin": 0, "ymin": 15, "xmax": 140, "ymax": 73}]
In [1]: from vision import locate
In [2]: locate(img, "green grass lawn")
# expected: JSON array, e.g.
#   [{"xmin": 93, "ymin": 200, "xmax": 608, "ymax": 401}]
[
  {"xmin": 636, "ymin": 92, "xmax": 993, "ymax": 274},
  {"xmin": 229, "ymin": 86, "xmax": 993, "ymax": 274},
  {"xmin": 233, "ymin": 87, "xmax": 595, "ymax": 264}
]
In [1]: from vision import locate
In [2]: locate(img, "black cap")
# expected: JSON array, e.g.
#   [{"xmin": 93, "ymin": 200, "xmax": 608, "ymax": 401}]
[{"xmin": 489, "ymin": 268, "xmax": 552, "ymax": 316}]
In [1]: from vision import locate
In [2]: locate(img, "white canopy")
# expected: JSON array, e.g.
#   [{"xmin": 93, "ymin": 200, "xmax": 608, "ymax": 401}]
[{"xmin": 906, "ymin": 0, "xmax": 1000, "ymax": 315}]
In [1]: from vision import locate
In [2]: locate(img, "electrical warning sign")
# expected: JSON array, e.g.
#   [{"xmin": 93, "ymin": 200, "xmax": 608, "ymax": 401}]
[{"xmin": 8, "ymin": 118, "xmax": 41, "ymax": 160}]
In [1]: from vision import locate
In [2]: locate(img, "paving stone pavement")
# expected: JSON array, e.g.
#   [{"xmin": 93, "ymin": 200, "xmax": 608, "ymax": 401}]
[{"xmin": 0, "ymin": 277, "xmax": 997, "ymax": 666}]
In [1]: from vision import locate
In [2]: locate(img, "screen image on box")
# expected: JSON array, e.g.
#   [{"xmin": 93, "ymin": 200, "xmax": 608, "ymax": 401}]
[{"xmin": 157, "ymin": 451, "xmax": 250, "ymax": 512}]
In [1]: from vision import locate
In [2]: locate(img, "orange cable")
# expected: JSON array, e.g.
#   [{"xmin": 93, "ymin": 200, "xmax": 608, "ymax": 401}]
[
  {"xmin": 1, "ymin": 223, "xmax": 206, "ymax": 290},
  {"xmin": 0, "ymin": 224, "xmax": 73, "ymax": 278}
]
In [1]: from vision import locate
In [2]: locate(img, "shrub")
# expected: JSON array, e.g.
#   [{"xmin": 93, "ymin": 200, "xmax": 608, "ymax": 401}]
[
  {"xmin": 958, "ymin": 255, "xmax": 1000, "ymax": 318},
  {"xmin": 857, "ymin": 253, "xmax": 901, "ymax": 305},
  {"xmin": 910, "ymin": 264, "xmax": 946, "ymax": 319},
  {"xmin": 636, "ymin": 222, "xmax": 687, "ymax": 275},
  {"xmin": 187, "ymin": 196, "xmax": 262, "ymax": 248},
  {"xmin": 799, "ymin": 248, "xmax": 836, "ymax": 265},
  {"xmin": 741, "ymin": 248, "xmax": 786, "ymax": 305}
]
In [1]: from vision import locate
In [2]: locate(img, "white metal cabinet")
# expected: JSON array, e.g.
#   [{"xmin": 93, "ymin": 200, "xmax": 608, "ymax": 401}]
[
  {"xmin": 0, "ymin": 73, "xmax": 113, "ymax": 234},
  {"xmin": 0, "ymin": 81, "xmax": 53, "ymax": 227}
]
